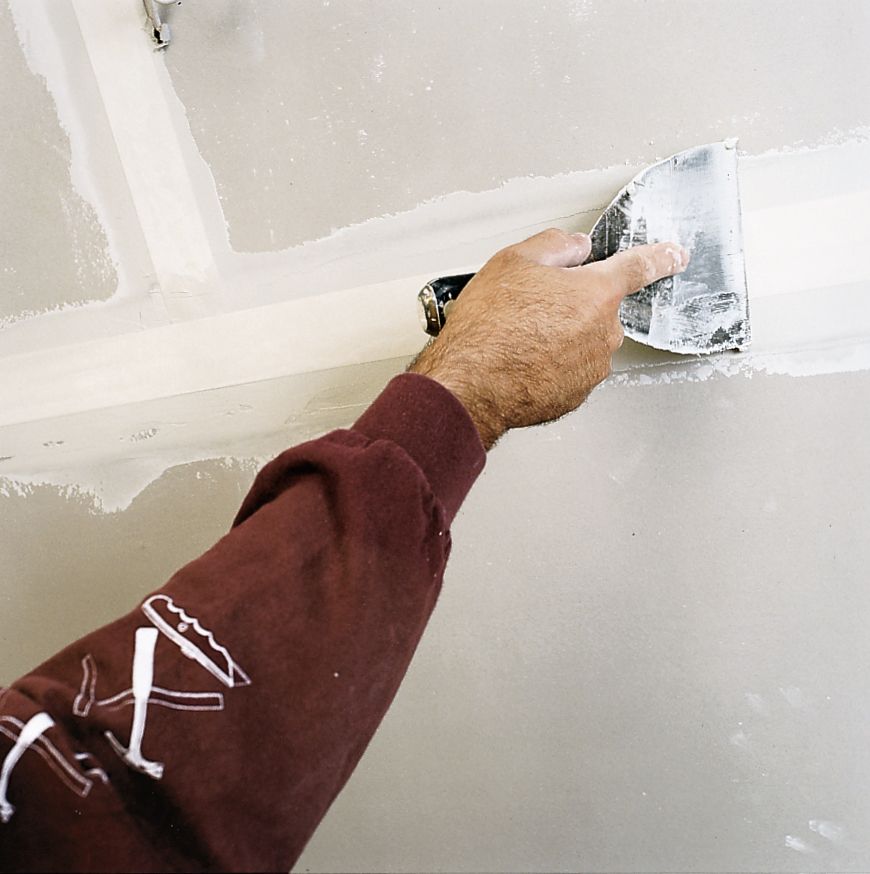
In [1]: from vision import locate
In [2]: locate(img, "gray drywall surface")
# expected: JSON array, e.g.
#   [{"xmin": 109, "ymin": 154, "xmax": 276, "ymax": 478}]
[
  {"xmin": 0, "ymin": 2, "xmax": 116, "ymax": 321},
  {"xmin": 164, "ymin": 0, "xmax": 870, "ymax": 252},
  {"xmin": 3, "ymin": 368, "xmax": 869, "ymax": 871},
  {"xmin": 296, "ymin": 367, "xmax": 870, "ymax": 872},
  {"xmin": 0, "ymin": 459, "xmax": 256, "ymax": 682}
]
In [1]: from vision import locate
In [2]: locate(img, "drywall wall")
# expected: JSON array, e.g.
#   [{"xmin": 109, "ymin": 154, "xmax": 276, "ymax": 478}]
[
  {"xmin": 163, "ymin": 0, "xmax": 870, "ymax": 251},
  {"xmin": 2, "ymin": 0, "xmax": 870, "ymax": 871},
  {"xmin": 0, "ymin": 459, "xmax": 256, "ymax": 681},
  {"xmin": 2, "ymin": 0, "xmax": 160, "ymax": 351},
  {"xmin": 0, "ymin": 2, "xmax": 116, "ymax": 320},
  {"xmin": 298, "ymin": 367, "xmax": 870, "ymax": 873}
]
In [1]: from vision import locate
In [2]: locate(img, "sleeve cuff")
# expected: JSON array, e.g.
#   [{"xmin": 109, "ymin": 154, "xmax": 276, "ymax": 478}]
[{"xmin": 352, "ymin": 372, "xmax": 486, "ymax": 524}]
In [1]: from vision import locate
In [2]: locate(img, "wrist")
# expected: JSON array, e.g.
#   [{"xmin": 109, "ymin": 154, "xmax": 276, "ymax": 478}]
[
  {"xmin": 408, "ymin": 346, "xmax": 506, "ymax": 450},
  {"xmin": 436, "ymin": 377, "xmax": 505, "ymax": 450}
]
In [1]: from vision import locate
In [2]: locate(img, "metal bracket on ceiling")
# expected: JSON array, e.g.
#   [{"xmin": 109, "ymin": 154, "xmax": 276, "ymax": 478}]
[{"xmin": 143, "ymin": 0, "xmax": 181, "ymax": 49}]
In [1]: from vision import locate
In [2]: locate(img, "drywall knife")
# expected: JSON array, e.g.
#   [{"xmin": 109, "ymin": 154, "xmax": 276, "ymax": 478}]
[{"xmin": 417, "ymin": 140, "xmax": 750, "ymax": 354}]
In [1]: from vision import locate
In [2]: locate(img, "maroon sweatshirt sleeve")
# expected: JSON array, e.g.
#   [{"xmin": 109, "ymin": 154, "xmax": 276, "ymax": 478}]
[{"xmin": 0, "ymin": 373, "xmax": 485, "ymax": 873}]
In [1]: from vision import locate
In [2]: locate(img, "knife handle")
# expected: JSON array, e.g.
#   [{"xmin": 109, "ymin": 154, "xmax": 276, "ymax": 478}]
[{"xmin": 417, "ymin": 273, "xmax": 475, "ymax": 337}]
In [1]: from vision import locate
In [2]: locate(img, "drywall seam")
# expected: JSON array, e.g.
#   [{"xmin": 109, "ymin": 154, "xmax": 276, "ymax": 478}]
[
  {"xmin": 1, "ymin": 137, "xmax": 868, "ymax": 513},
  {"xmin": 611, "ymin": 338, "xmax": 870, "ymax": 388},
  {"xmin": 0, "ymin": 358, "xmax": 404, "ymax": 513},
  {"xmin": 67, "ymin": 0, "xmax": 221, "ymax": 320},
  {"xmin": 0, "ymin": 456, "xmax": 267, "ymax": 517},
  {"xmin": 6, "ymin": 0, "xmax": 153, "ymax": 311},
  {"xmin": 3, "ymin": 136, "xmax": 869, "ymax": 432},
  {"xmin": 0, "ymin": 272, "xmax": 434, "ymax": 429}
]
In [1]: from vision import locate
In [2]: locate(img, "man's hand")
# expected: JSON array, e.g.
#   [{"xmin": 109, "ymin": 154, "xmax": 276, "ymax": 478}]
[{"xmin": 409, "ymin": 228, "xmax": 689, "ymax": 449}]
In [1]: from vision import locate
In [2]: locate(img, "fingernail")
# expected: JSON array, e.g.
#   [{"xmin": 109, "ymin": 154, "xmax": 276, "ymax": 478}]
[{"xmin": 571, "ymin": 232, "xmax": 590, "ymax": 242}]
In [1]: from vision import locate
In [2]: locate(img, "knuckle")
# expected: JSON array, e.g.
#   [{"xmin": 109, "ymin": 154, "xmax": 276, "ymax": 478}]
[
  {"xmin": 502, "ymin": 228, "xmax": 569, "ymax": 262},
  {"xmin": 540, "ymin": 227, "xmax": 569, "ymax": 245},
  {"xmin": 492, "ymin": 240, "xmax": 516, "ymax": 260},
  {"xmin": 490, "ymin": 246, "xmax": 524, "ymax": 271}
]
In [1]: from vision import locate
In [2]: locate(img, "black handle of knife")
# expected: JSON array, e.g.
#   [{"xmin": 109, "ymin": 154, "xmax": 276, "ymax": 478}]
[
  {"xmin": 417, "ymin": 273, "xmax": 476, "ymax": 337},
  {"xmin": 417, "ymin": 235, "xmax": 602, "ymax": 337}
]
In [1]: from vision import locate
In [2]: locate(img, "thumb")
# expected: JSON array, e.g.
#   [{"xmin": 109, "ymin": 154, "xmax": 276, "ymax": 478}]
[
  {"xmin": 585, "ymin": 241, "xmax": 690, "ymax": 300},
  {"xmin": 509, "ymin": 228, "xmax": 592, "ymax": 268}
]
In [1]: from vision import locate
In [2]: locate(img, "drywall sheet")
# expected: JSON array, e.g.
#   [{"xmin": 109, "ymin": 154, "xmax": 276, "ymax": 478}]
[
  {"xmin": 1, "ymin": 0, "xmax": 160, "ymax": 353},
  {"xmin": 0, "ymin": 2, "xmax": 115, "ymax": 320},
  {"xmin": 0, "ymin": 458, "xmax": 257, "ymax": 683},
  {"xmin": 164, "ymin": 0, "xmax": 870, "ymax": 252},
  {"xmin": 4, "ymin": 0, "xmax": 868, "ymax": 350},
  {"xmin": 297, "ymin": 367, "xmax": 870, "ymax": 873}
]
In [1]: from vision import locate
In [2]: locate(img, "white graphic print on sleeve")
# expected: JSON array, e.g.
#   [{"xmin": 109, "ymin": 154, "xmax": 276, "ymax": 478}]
[
  {"xmin": 74, "ymin": 595, "xmax": 251, "ymax": 782},
  {"xmin": 75, "ymin": 652, "xmax": 224, "ymax": 719},
  {"xmin": 0, "ymin": 596, "xmax": 250, "ymax": 821},
  {"xmin": 73, "ymin": 654, "xmax": 98, "ymax": 717},
  {"xmin": 141, "ymin": 595, "xmax": 251, "ymax": 688},
  {"xmin": 0, "ymin": 712, "xmax": 55, "ymax": 823},
  {"xmin": 73, "ymin": 752, "xmax": 110, "ymax": 784},
  {"xmin": 0, "ymin": 714, "xmax": 109, "ymax": 824},
  {"xmin": 105, "ymin": 628, "xmax": 164, "ymax": 779}
]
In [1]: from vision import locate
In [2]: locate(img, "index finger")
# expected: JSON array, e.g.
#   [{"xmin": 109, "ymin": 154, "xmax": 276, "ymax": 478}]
[{"xmin": 584, "ymin": 242, "xmax": 690, "ymax": 301}]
